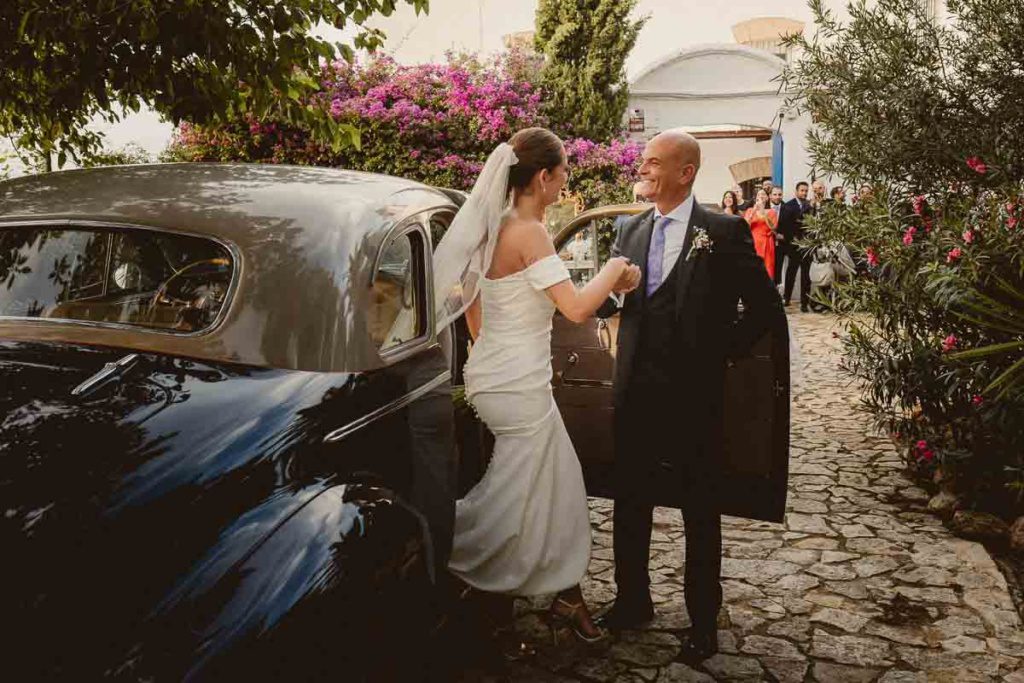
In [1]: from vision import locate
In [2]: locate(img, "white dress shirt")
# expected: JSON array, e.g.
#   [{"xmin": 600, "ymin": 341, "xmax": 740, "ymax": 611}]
[{"xmin": 650, "ymin": 193, "xmax": 695, "ymax": 291}]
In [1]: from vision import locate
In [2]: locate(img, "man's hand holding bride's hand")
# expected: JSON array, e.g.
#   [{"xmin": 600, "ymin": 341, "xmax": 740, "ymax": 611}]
[{"xmin": 609, "ymin": 257, "xmax": 642, "ymax": 293}]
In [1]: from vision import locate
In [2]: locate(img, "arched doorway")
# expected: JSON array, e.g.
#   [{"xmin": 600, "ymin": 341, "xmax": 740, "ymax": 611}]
[{"xmin": 626, "ymin": 44, "xmax": 810, "ymax": 202}]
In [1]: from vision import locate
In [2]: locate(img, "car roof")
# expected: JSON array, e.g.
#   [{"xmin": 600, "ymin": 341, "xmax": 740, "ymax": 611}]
[{"xmin": 0, "ymin": 163, "xmax": 457, "ymax": 372}]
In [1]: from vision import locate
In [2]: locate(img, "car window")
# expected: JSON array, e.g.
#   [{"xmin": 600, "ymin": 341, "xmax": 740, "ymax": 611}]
[
  {"xmin": 0, "ymin": 225, "xmax": 234, "ymax": 333},
  {"xmin": 369, "ymin": 230, "xmax": 426, "ymax": 352},
  {"xmin": 428, "ymin": 211, "xmax": 453, "ymax": 253},
  {"xmin": 556, "ymin": 216, "xmax": 620, "ymax": 286}
]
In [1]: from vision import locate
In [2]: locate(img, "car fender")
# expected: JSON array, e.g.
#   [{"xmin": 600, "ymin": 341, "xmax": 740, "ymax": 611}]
[{"xmin": 140, "ymin": 482, "xmax": 432, "ymax": 681}]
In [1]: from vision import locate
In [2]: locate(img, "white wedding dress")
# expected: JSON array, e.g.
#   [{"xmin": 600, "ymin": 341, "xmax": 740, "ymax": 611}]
[{"xmin": 448, "ymin": 254, "xmax": 592, "ymax": 596}]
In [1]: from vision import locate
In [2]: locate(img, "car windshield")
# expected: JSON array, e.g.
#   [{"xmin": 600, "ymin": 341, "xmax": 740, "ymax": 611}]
[{"xmin": 0, "ymin": 225, "xmax": 234, "ymax": 333}]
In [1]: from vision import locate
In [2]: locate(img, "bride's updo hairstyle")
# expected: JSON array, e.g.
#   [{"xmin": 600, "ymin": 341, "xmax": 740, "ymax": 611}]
[{"xmin": 507, "ymin": 127, "xmax": 565, "ymax": 197}]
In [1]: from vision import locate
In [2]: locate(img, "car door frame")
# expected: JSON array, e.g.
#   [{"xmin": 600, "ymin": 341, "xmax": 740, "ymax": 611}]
[{"xmin": 550, "ymin": 203, "xmax": 790, "ymax": 523}]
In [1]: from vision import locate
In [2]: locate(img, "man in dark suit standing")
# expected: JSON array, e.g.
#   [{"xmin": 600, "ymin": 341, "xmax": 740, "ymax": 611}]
[
  {"xmin": 769, "ymin": 185, "xmax": 785, "ymax": 285},
  {"xmin": 595, "ymin": 131, "xmax": 785, "ymax": 665},
  {"xmin": 778, "ymin": 181, "xmax": 814, "ymax": 312}
]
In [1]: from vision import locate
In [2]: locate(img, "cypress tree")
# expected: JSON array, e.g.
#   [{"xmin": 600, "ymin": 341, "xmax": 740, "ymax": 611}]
[{"xmin": 534, "ymin": 0, "xmax": 646, "ymax": 142}]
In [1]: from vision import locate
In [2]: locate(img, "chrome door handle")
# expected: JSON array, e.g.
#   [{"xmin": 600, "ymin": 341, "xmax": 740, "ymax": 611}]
[{"xmin": 597, "ymin": 318, "xmax": 611, "ymax": 350}]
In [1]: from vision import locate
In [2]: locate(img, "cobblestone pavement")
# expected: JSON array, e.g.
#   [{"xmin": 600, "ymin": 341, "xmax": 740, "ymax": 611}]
[{"xmin": 467, "ymin": 312, "xmax": 1024, "ymax": 682}]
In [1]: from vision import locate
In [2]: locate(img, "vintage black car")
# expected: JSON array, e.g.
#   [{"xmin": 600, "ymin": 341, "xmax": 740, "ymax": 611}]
[{"xmin": 0, "ymin": 164, "xmax": 788, "ymax": 681}]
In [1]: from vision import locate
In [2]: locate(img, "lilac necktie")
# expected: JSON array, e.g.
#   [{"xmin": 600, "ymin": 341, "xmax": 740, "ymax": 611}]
[{"xmin": 646, "ymin": 216, "xmax": 673, "ymax": 297}]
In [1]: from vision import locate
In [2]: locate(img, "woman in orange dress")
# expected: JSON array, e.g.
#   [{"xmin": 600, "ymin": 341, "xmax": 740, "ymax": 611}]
[{"xmin": 743, "ymin": 188, "xmax": 778, "ymax": 280}]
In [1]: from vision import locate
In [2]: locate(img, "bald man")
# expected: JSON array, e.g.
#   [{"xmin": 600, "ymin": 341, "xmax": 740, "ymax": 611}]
[{"xmin": 596, "ymin": 131, "xmax": 786, "ymax": 665}]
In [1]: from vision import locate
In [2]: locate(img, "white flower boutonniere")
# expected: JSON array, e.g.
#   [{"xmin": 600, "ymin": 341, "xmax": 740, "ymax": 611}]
[{"xmin": 686, "ymin": 227, "xmax": 714, "ymax": 261}]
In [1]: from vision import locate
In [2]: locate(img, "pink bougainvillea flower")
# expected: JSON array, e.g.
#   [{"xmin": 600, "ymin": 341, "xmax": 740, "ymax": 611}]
[
  {"xmin": 902, "ymin": 227, "xmax": 917, "ymax": 246},
  {"xmin": 966, "ymin": 156, "xmax": 988, "ymax": 174},
  {"xmin": 942, "ymin": 334, "xmax": 958, "ymax": 352},
  {"xmin": 866, "ymin": 247, "xmax": 880, "ymax": 267},
  {"xmin": 962, "ymin": 229, "xmax": 975, "ymax": 244},
  {"xmin": 946, "ymin": 247, "xmax": 962, "ymax": 263}
]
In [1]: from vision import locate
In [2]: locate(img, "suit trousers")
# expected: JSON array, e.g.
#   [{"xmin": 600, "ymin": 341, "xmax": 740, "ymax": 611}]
[
  {"xmin": 782, "ymin": 244, "xmax": 812, "ymax": 306},
  {"xmin": 773, "ymin": 239, "xmax": 785, "ymax": 286},
  {"xmin": 612, "ymin": 393, "xmax": 723, "ymax": 632}
]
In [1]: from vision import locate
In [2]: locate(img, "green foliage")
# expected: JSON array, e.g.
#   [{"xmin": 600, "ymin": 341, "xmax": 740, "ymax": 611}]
[
  {"xmin": 164, "ymin": 52, "xmax": 642, "ymax": 211},
  {"xmin": 534, "ymin": 0, "xmax": 645, "ymax": 142},
  {"xmin": 0, "ymin": 0, "xmax": 428, "ymax": 169},
  {"xmin": 784, "ymin": 0, "xmax": 1024, "ymax": 511},
  {"xmin": 81, "ymin": 143, "xmax": 152, "ymax": 168}
]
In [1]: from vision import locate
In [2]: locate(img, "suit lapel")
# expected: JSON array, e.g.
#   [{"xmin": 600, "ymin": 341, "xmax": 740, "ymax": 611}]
[
  {"xmin": 675, "ymin": 202, "xmax": 704, "ymax": 315},
  {"xmin": 628, "ymin": 209, "xmax": 656, "ymax": 309}
]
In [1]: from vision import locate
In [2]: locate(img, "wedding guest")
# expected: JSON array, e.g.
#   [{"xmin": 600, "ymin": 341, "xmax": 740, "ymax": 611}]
[
  {"xmin": 743, "ymin": 188, "xmax": 778, "ymax": 280},
  {"xmin": 770, "ymin": 185, "xmax": 785, "ymax": 284},
  {"xmin": 614, "ymin": 181, "xmax": 651, "ymax": 232},
  {"xmin": 779, "ymin": 181, "xmax": 815, "ymax": 312},
  {"xmin": 734, "ymin": 184, "xmax": 752, "ymax": 211},
  {"xmin": 829, "ymin": 186, "xmax": 846, "ymax": 204},
  {"xmin": 811, "ymin": 179, "xmax": 827, "ymax": 209},
  {"xmin": 633, "ymin": 181, "xmax": 649, "ymax": 203},
  {"xmin": 721, "ymin": 190, "xmax": 740, "ymax": 216}
]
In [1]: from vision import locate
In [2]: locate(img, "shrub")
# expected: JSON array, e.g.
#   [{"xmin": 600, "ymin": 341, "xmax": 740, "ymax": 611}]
[
  {"xmin": 784, "ymin": 0, "xmax": 1024, "ymax": 513},
  {"xmin": 164, "ymin": 51, "xmax": 640, "ymax": 209}
]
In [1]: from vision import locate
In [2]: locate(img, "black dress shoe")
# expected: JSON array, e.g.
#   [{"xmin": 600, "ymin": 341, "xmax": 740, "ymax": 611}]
[
  {"xmin": 800, "ymin": 304, "xmax": 809, "ymax": 313},
  {"xmin": 596, "ymin": 599, "xmax": 655, "ymax": 631},
  {"xmin": 675, "ymin": 628, "xmax": 718, "ymax": 666}
]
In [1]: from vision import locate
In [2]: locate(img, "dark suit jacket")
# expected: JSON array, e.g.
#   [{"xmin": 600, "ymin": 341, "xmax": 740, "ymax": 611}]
[
  {"xmin": 778, "ymin": 197, "xmax": 812, "ymax": 245},
  {"xmin": 597, "ymin": 203, "xmax": 784, "ymax": 410}
]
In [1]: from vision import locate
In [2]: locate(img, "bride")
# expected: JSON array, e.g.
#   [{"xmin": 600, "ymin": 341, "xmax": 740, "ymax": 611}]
[{"xmin": 434, "ymin": 127, "xmax": 641, "ymax": 643}]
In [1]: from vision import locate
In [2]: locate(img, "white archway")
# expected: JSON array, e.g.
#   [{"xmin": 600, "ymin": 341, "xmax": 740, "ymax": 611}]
[{"xmin": 627, "ymin": 44, "xmax": 813, "ymax": 201}]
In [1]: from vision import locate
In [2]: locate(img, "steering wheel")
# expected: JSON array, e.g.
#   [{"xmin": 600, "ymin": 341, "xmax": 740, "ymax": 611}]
[{"xmin": 148, "ymin": 259, "xmax": 230, "ymax": 325}]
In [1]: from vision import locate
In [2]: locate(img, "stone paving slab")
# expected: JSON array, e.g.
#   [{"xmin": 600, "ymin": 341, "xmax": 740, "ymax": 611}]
[{"xmin": 462, "ymin": 312, "xmax": 1023, "ymax": 682}]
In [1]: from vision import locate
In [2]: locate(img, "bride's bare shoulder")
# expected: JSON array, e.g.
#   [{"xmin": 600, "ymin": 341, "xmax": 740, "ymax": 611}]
[{"xmin": 499, "ymin": 216, "xmax": 551, "ymax": 250}]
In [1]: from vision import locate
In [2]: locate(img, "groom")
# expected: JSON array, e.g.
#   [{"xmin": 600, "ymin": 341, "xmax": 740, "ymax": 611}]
[{"xmin": 596, "ymin": 131, "xmax": 785, "ymax": 664}]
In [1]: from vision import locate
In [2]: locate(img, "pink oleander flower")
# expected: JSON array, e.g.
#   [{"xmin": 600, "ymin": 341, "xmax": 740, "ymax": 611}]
[
  {"xmin": 947, "ymin": 247, "xmax": 962, "ymax": 263},
  {"xmin": 1009, "ymin": 216, "xmax": 1019, "ymax": 230},
  {"xmin": 866, "ymin": 247, "xmax": 880, "ymax": 267},
  {"xmin": 911, "ymin": 195, "xmax": 927, "ymax": 215},
  {"xmin": 914, "ymin": 439, "xmax": 936, "ymax": 462},
  {"xmin": 942, "ymin": 334, "xmax": 958, "ymax": 352},
  {"xmin": 966, "ymin": 156, "xmax": 988, "ymax": 174},
  {"xmin": 962, "ymin": 230, "xmax": 975, "ymax": 244},
  {"xmin": 972, "ymin": 394, "xmax": 985, "ymax": 407},
  {"xmin": 902, "ymin": 227, "xmax": 917, "ymax": 245}
]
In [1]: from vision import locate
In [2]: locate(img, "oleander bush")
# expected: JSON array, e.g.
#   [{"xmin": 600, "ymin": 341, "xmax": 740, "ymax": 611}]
[{"xmin": 784, "ymin": 0, "xmax": 1024, "ymax": 515}]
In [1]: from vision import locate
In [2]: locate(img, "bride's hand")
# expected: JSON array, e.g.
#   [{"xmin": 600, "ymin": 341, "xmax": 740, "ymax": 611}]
[{"xmin": 610, "ymin": 259, "xmax": 641, "ymax": 293}]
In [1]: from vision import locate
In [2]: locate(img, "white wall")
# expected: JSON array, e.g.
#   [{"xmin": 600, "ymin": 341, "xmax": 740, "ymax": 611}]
[{"xmin": 692, "ymin": 136, "xmax": 773, "ymax": 203}]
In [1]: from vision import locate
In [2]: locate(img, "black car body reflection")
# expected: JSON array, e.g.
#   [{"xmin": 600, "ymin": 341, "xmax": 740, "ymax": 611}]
[{"xmin": 0, "ymin": 164, "xmax": 462, "ymax": 681}]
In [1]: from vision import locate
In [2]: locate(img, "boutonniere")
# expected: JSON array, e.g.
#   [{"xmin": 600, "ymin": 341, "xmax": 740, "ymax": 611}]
[{"xmin": 686, "ymin": 227, "xmax": 714, "ymax": 261}]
